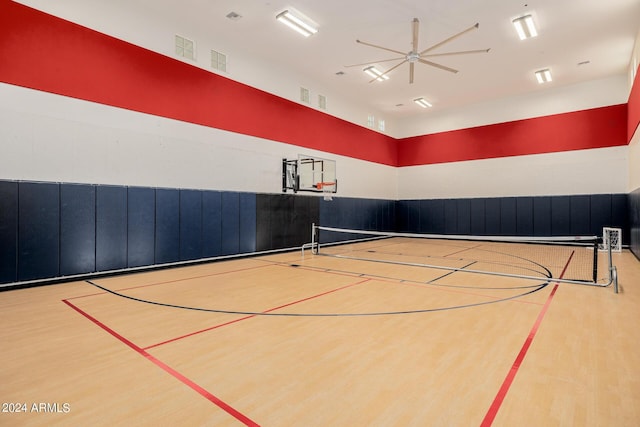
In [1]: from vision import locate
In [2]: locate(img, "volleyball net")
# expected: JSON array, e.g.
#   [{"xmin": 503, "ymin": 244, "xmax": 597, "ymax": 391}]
[{"xmin": 309, "ymin": 225, "xmax": 618, "ymax": 288}]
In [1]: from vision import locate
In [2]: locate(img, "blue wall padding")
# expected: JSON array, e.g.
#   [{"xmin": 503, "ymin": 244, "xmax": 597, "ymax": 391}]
[
  {"xmin": 96, "ymin": 185, "xmax": 128, "ymax": 272},
  {"xmin": 179, "ymin": 189, "xmax": 203, "ymax": 261},
  {"xmin": 239, "ymin": 193, "xmax": 257, "ymax": 253},
  {"xmin": 533, "ymin": 197, "xmax": 552, "ymax": 236},
  {"xmin": 516, "ymin": 197, "xmax": 534, "ymax": 236},
  {"xmin": 127, "ymin": 187, "xmax": 155, "ymax": 268},
  {"xmin": 0, "ymin": 181, "xmax": 18, "ymax": 283},
  {"xmin": 551, "ymin": 197, "xmax": 571, "ymax": 235},
  {"xmin": 155, "ymin": 188, "xmax": 180, "ymax": 264},
  {"xmin": 202, "ymin": 191, "xmax": 223, "ymax": 257},
  {"xmin": 60, "ymin": 184, "xmax": 96, "ymax": 275},
  {"xmin": 221, "ymin": 192, "xmax": 240, "ymax": 255},
  {"xmin": 0, "ymin": 178, "xmax": 634, "ymax": 285},
  {"xmin": 18, "ymin": 182, "xmax": 60, "ymax": 281}
]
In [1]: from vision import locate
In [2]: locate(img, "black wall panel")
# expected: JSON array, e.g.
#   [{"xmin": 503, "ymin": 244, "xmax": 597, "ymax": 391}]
[
  {"xmin": 0, "ymin": 181, "xmax": 18, "ymax": 284},
  {"xmin": 533, "ymin": 197, "xmax": 552, "ymax": 236},
  {"xmin": 180, "ymin": 189, "xmax": 203, "ymax": 261},
  {"xmin": 516, "ymin": 197, "xmax": 534, "ymax": 236},
  {"xmin": 96, "ymin": 185, "xmax": 127, "ymax": 272},
  {"xmin": 485, "ymin": 199, "xmax": 501, "ymax": 235},
  {"xmin": 239, "ymin": 193, "xmax": 257, "ymax": 253},
  {"xmin": 500, "ymin": 198, "xmax": 517, "ymax": 235},
  {"xmin": 570, "ymin": 195, "xmax": 591, "ymax": 235},
  {"xmin": 551, "ymin": 197, "xmax": 571, "ymax": 236},
  {"xmin": 18, "ymin": 182, "xmax": 60, "ymax": 281},
  {"xmin": 221, "ymin": 192, "xmax": 240, "ymax": 255},
  {"xmin": 470, "ymin": 199, "xmax": 486, "ymax": 235},
  {"xmin": 155, "ymin": 188, "xmax": 180, "ymax": 264},
  {"xmin": 202, "ymin": 191, "xmax": 222, "ymax": 258},
  {"xmin": 127, "ymin": 187, "xmax": 155, "ymax": 268},
  {"xmin": 60, "ymin": 184, "xmax": 95, "ymax": 276}
]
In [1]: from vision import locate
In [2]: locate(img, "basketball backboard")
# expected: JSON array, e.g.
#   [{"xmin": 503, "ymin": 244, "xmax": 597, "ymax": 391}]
[{"xmin": 282, "ymin": 155, "xmax": 337, "ymax": 194}]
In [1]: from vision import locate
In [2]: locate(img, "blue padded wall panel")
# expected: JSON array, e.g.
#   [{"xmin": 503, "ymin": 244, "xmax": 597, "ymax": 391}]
[
  {"xmin": 155, "ymin": 188, "xmax": 180, "ymax": 264},
  {"xmin": 18, "ymin": 182, "xmax": 60, "ymax": 281},
  {"xmin": 0, "ymin": 181, "xmax": 18, "ymax": 283},
  {"xmin": 420, "ymin": 199, "xmax": 445, "ymax": 234},
  {"xmin": 60, "ymin": 184, "xmax": 96, "ymax": 276},
  {"xmin": 96, "ymin": 186, "xmax": 127, "ymax": 271},
  {"xmin": 456, "ymin": 199, "xmax": 471, "ymax": 235},
  {"xmin": 221, "ymin": 192, "xmax": 240, "ymax": 255},
  {"xmin": 590, "ymin": 194, "xmax": 612, "ymax": 237},
  {"xmin": 500, "ymin": 198, "xmax": 517, "ymax": 235},
  {"xmin": 128, "ymin": 187, "xmax": 155, "ymax": 268},
  {"xmin": 551, "ymin": 197, "xmax": 571, "ymax": 236},
  {"xmin": 239, "ymin": 193, "xmax": 256, "ymax": 253},
  {"xmin": 485, "ymin": 198, "xmax": 501, "ymax": 235},
  {"xmin": 470, "ymin": 199, "xmax": 486, "ymax": 235},
  {"xmin": 516, "ymin": 197, "xmax": 534, "ymax": 236},
  {"xmin": 202, "ymin": 191, "xmax": 222, "ymax": 257},
  {"xmin": 180, "ymin": 189, "xmax": 203, "ymax": 261},
  {"xmin": 444, "ymin": 200, "xmax": 457, "ymax": 234},
  {"xmin": 532, "ymin": 197, "xmax": 552, "ymax": 236},
  {"xmin": 612, "ymin": 194, "xmax": 629, "ymax": 244},
  {"xmin": 570, "ymin": 195, "xmax": 590, "ymax": 235}
]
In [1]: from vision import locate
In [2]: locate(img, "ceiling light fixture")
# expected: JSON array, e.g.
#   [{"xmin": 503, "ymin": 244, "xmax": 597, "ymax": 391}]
[
  {"xmin": 414, "ymin": 98, "xmax": 432, "ymax": 108},
  {"xmin": 512, "ymin": 15, "xmax": 538, "ymax": 40},
  {"xmin": 276, "ymin": 10, "xmax": 318, "ymax": 37},
  {"xmin": 535, "ymin": 68, "xmax": 552, "ymax": 83},
  {"xmin": 363, "ymin": 66, "xmax": 389, "ymax": 81}
]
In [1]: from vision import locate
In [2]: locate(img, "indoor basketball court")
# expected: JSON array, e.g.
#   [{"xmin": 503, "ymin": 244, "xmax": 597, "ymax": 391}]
[{"xmin": 1, "ymin": 0, "xmax": 640, "ymax": 426}]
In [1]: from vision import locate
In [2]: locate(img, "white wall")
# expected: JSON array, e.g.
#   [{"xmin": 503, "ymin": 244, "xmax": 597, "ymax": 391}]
[
  {"xmin": 0, "ymin": 83, "xmax": 397, "ymax": 200},
  {"xmin": 398, "ymin": 147, "xmax": 628, "ymax": 200}
]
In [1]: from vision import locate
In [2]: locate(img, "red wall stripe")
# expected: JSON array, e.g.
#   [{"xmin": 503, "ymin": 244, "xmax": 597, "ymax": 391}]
[
  {"xmin": 0, "ymin": 1, "xmax": 632, "ymax": 168},
  {"xmin": 628, "ymin": 65, "xmax": 640, "ymax": 142},
  {"xmin": 397, "ymin": 104, "xmax": 628, "ymax": 166},
  {"xmin": 0, "ymin": 1, "xmax": 397, "ymax": 166}
]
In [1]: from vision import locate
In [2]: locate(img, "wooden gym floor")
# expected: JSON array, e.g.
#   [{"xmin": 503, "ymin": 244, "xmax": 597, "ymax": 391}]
[{"xmin": 1, "ymin": 238, "xmax": 639, "ymax": 426}]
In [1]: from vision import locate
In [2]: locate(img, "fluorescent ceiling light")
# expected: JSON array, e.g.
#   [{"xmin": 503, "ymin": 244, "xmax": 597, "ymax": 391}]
[
  {"xmin": 414, "ymin": 98, "xmax": 432, "ymax": 108},
  {"xmin": 363, "ymin": 66, "xmax": 389, "ymax": 81},
  {"xmin": 535, "ymin": 68, "xmax": 552, "ymax": 83},
  {"xmin": 512, "ymin": 15, "xmax": 537, "ymax": 40},
  {"xmin": 276, "ymin": 10, "xmax": 318, "ymax": 37}
]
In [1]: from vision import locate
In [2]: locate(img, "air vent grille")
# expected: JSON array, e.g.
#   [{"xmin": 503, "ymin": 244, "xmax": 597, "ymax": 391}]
[{"xmin": 175, "ymin": 35, "xmax": 195, "ymax": 60}]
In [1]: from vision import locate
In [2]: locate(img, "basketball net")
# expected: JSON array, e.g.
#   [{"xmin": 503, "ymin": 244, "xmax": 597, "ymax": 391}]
[{"xmin": 317, "ymin": 182, "xmax": 335, "ymax": 201}]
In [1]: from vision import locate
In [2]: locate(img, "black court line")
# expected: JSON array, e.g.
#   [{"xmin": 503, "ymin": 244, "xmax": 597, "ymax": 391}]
[{"xmin": 84, "ymin": 276, "xmax": 550, "ymax": 317}]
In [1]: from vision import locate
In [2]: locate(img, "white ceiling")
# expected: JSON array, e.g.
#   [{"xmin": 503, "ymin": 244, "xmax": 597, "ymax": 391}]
[{"xmin": 16, "ymin": 0, "xmax": 640, "ymax": 120}]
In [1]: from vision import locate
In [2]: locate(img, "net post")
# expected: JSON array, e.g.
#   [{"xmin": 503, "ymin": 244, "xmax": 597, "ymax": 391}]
[
  {"xmin": 311, "ymin": 223, "xmax": 318, "ymax": 254},
  {"xmin": 592, "ymin": 237, "xmax": 600, "ymax": 283},
  {"xmin": 606, "ymin": 236, "xmax": 619, "ymax": 293}
]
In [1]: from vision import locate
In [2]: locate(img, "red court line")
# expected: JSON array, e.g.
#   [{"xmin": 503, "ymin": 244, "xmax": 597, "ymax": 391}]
[
  {"xmin": 479, "ymin": 251, "xmax": 575, "ymax": 426},
  {"xmin": 62, "ymin": 299, "xmax": 260, "ymax": 427},
  {"xmin": 143, "ymin": 278, "xmax": 372, "ymax": 350}
]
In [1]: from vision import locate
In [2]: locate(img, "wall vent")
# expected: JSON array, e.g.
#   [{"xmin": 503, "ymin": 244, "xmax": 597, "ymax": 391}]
[
  {"xmin": 318, "ymin": 94, "xmax": 327, "ymax": 110},
  {"xmin": 300, "ymin": 87, "xmax": 310, "ymax": 104},
  {"xmin": 211, "ymin": 50, "xmax": 227, "ymax": 72},
  {"xmin": 175, "ymin": 34, "xmax": 195, "ymax": 60}
]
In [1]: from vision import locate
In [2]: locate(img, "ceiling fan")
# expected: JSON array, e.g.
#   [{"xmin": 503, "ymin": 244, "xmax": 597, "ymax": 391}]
[{"xmin": 347, "ymin": 18, "xmax": 490, "ymax": 84}]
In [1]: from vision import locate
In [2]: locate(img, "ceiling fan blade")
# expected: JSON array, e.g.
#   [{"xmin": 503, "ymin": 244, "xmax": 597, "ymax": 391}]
[
  {"xmin": 344, "ymin": 57, "xmax": 404, "ymax": 68},
  {"xmin": 419, "ymin": 23, "xmax": 480, "ymax": 55},
  {"xmin": 409, "ymin": 62, "xmax": 415, "ymax": 84},
  {"xmin": 412, "ymin": 18, "xmax": 419, "ymax": 52},
  {"xmin": 418, "ymin": 58, "xmax": 458, "ymax": 74},
  {"xmin": 356, "ymin": 39, "xmax": 407, "ymax": 56},
  {"xmin": 368, "ymin": 59, "xmax": 408, "ymax": 83},
  {"xmin": 423, "ymin": 48, "xmax": 490, "ymax": 58}
]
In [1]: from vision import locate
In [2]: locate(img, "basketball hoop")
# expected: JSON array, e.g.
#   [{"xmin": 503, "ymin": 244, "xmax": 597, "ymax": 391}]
[{"xmin": 317, "ymin": 182, "xmax": 336, "ymax": 201}]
